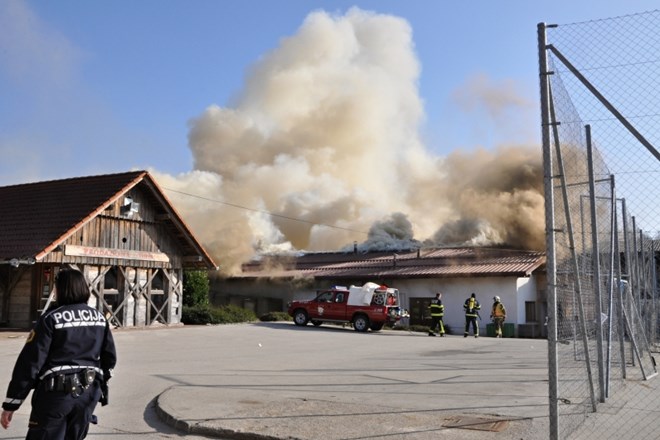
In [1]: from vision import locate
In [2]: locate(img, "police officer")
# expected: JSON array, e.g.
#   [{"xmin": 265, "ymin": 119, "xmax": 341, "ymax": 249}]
[
  {"xmin": 428, "ymin": 292, "xmax": 445, "ymax": 337},
  {"xmin": 463, "ymin": 292, "xmax": 481, "ymax": 338},
  {"xmin": 490, "ymin": 296, "xmax": 507, "ymax": 338},
  {"xmin": 1, "ymin": 268, "xmax": 117, "ymax": 439}
]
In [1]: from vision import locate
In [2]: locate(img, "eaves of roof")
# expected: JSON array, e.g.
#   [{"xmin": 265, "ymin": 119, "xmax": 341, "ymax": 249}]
[{"xmin": 234, "ymin": 248, "xmax": 546, "ymax": 280}]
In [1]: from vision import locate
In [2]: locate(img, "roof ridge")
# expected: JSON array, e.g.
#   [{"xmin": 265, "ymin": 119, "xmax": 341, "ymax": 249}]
[{"xmin": 0, "ymin": 170, "xmax": 147, "ymax": 189}]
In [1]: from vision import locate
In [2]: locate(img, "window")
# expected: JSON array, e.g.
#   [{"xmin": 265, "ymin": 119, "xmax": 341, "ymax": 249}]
[
  {"xmin": 104, "ymin": 267, "xmax": 118, "ymax": 290},
  {"xmin": 525, "ymin": 301, "xmax": 537, "ymax": 323},
  {"xmin": 152, "ymin": 269, "xmax": 164, "ymax": 291}
]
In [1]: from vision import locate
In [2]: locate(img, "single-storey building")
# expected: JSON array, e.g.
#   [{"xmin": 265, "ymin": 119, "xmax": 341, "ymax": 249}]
[
  {"xmin": 0, "ymin": 170, "xmax": 216, "ymax": 329},
  {"xmin": 211, "ymin": 247, "xmax": 547, "ymax": 337}
]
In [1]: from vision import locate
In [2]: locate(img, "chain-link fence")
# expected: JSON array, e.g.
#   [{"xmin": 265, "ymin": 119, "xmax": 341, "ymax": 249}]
[{"xmin": 539, "ymin": 10, "xmax": 660, "ymax": 440}]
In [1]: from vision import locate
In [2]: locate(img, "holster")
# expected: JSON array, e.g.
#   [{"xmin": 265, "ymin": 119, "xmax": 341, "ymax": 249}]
[
  {"xmin": 100, "ymin": 380, "xmax": 109, "ymax": 406},
  {"xmin": 45, "ymin": 368, "xmax": 96, "ymax": 397}
]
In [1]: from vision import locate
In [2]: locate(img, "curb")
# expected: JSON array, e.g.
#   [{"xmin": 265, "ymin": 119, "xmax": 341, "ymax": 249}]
[{"xmin": 154, "ymin": 389, "xmax": 287, "ymax": 440}]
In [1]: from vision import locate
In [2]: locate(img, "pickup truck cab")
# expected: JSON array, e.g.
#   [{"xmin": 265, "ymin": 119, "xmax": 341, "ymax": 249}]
[{"xmin": 287, "ymin": 282, "xmax": 402, "ymax": 332}]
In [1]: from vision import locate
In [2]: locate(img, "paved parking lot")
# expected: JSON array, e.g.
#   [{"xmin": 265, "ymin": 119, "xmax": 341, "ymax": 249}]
[{"xmin": 0, "ymin": 323, "xmax": 550, "ymax": 439}]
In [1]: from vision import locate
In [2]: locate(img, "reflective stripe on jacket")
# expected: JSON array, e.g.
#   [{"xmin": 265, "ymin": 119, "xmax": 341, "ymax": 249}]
[
  {"xmin": 429, "ymin": 299, "xmax": 444, "ymax": 317},
  {"xmin": 2, "ymin": 303, "xmax": 117, "ymax": 412}
]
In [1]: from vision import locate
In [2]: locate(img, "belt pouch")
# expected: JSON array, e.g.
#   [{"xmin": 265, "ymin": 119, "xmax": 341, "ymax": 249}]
[
  {"xmin": 69, "ymin": 374, "xmax": 82, "ymax": 397},
  {"xmin": 83, "ymin": 369, "xmax": 96, "ymax": 386},
  {"xmin": 46, "ymin": 376, "xmax": 55, "ymax": 391},
  {"xmin": 56, "ymin": 374, "xmax": 66, "ymax": 391}
]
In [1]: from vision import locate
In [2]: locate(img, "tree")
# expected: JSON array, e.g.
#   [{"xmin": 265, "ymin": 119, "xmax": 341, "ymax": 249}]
[{"xmin": 183, "ymin": 270, "xmax": 210, "ymax": 307}]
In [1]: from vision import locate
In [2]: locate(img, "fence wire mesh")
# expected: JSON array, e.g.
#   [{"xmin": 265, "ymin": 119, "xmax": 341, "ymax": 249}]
[{"xmin": 540, "ymin": 10, "xmax": 660, "ymax": 440}]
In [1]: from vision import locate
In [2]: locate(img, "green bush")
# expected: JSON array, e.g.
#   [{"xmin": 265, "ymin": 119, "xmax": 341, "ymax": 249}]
[
  {"xmin": 259, "ymin": 311, "xmax": 292, "ymax": 322},
  {"xmin": 181, "ymin": 305, "xmax": 215, "ymax": 325},
  {"xmin": 181, "ymin": 304, "xmax": 257, "ymax": 325},
  {"xmin": 183, "ymin": 271, "xmax": 210, "ymax": 307},
  {"xmin": 211, "ymin": 304, "xmax": 258, "ymax": 324}
]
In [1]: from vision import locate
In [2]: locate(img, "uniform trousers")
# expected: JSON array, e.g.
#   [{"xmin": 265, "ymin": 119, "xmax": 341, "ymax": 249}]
[
  {"xmin": 493, "ymin": 317, "xmax": 505, "ymax": 337},
  {"xmin": 429, "ymin": 316, "xmax": 445, "ymax": 335},
  {"xmin": 27, "ymin": 379, "xmax": 100, "ymax": 440},
  {"xmin": 464, "ymin": 316, "xmax": 479, "ymax": 336}
]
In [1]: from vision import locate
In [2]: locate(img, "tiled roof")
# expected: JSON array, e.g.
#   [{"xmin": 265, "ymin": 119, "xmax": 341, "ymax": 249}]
[
  {"xmin": 239, "ymin": 247, "xmax": 546, "ymax": 280},
  {"xmin": 0, "ymin": 171, "xmax": 215, "ymax": 269}
]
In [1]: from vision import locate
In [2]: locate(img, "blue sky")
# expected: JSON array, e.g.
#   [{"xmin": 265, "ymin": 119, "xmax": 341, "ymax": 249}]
[{"xmin": 1, "ymin": 0, "xmax": 657, "ymax": 185}]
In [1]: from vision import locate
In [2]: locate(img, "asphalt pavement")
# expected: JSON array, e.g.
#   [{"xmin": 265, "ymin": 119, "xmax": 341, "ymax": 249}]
[{"xmin": 0, "ymin": 323, "xmax": 551, "ymax": 440}]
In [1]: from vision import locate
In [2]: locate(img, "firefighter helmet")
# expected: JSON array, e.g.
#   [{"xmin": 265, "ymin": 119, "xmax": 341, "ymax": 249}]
[{"xmin": 493, "ymin": 296, "xmax": 500, "ymax": 302}]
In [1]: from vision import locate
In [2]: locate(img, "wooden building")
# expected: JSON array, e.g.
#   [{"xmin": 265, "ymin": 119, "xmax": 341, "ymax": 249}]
[{"xmin": 0, "ymin": 171, "xmax": 216, "ymax": 329}]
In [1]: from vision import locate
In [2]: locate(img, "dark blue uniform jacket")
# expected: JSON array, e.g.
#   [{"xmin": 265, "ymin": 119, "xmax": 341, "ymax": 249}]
[{"xmin": 2, "ymin": 303, "xmax": 117, "ymax": 412}]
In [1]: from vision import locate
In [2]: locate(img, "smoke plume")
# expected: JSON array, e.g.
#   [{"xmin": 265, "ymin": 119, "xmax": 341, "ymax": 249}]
[{"xmin": 152, "ymin": 7, "xmax": 544, "ymax": 274}]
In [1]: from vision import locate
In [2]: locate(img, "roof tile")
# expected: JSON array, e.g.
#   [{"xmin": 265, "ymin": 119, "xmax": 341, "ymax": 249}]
[
  {"xmin": 0, "ymin": 171, "xmax": 146, "ymax": 259},
  {"xmin": 239, "ymin": 248, "xmax": 546, "ymax": 279}
]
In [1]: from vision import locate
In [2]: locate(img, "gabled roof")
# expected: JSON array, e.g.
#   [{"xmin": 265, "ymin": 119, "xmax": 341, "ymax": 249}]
[
  {"xmin": 0, "ymin": 170, "xmax": 216, "ymax": 269},
  {"xmin": 239, "ymin": 247, "xmax": 546, "ymax": 280}
]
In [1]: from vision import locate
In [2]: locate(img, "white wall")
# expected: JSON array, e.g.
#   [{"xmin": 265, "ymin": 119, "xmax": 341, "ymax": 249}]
[
  {"xmin": 391, "ymin": 276, "xmax": 537, "ymax": 335},
  {"xmin": 516, "ymin": 276, "xmax": 538, "ymax": 323}
]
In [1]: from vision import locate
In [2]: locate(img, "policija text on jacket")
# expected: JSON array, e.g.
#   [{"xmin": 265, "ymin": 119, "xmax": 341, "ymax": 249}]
[{"xmin": 1, "ymin": 268, "xmax": 117, "ymax": 439}]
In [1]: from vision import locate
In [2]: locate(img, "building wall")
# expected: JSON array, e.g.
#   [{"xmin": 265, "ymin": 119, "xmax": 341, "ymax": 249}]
[
  {"xmin": 211, "ymin": 274, "xmax": 543, "ymax": 336},
  {"xmin": 2, "ymin": 262, "xmax": 183, "ymax": 329},
  {"xmin": 516, "ymin": 276, "xmax": 544, "ymax": 338},
  {"xmin": 210, "ymin": 277, "xmax": 313, "ymax": 317},
  {"xmin": 85, "ymin": 265, "xmax": 182, "ymax": 328},
  {"xmin": 516, "ymin": 276, "xmax": 538, "ymax": 322},
  {"xmin": 40, "ymin": 185, "xmax": 185, "ymax": 269},
  {"xmin": 392, "ymin": 277, "xmax": 523, "ymax": 335}
]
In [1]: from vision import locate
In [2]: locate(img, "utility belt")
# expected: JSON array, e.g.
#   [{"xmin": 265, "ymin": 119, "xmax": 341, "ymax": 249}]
[{"xmin": 45, "ymin": 369, "xmax": 96, "ymax": 397}]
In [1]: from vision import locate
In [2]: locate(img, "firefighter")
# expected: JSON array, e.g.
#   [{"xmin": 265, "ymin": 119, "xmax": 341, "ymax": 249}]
[
  {"xmin": 428, "ymin": 292, "xmax": 445, "ymax": 337},
  {"xmin": 1, "ymin": 268, "xmax": 117, "ymax": 439},
  {"xmin": 491, "ymin": 296, "xmax": 507, "ymax": 338},
  {"xmin": 463, "ymin": 293, "xmax": 481, "ymax": 338}
]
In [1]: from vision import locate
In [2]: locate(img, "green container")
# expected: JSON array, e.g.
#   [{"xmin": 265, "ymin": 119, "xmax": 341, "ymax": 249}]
[{"xmin": 487, "ymin": 323, "xmax": 515, "ymax": 337}]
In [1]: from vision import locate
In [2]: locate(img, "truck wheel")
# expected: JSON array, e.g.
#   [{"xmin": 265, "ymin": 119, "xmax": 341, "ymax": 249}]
[
  {"xmin": 311, "ymin": 320, "xmax": 323, "ymax": 327},
  {"xmin": 370, "ymin": 322, "xmax": 384, "ymax": 331},
  {"xmin": 293, "ymin": 310, "xmax": 309, "ymax": 326},
  {"xmin": 353, "ymin": 315, "xmax": 370, "ymax": 332}
]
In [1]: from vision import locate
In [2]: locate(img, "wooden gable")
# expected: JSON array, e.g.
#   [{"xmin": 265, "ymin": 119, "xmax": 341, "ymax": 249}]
[
  {"xmin": 41, "ymin": 182, "xmax": 189, "ymax": 269},
  {"xmin": 0, "ymin": 171, "xmax": 216, "ymax": 329}
]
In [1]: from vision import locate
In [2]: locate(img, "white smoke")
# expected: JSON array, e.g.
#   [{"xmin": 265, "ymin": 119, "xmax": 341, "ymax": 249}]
[{"xmin": 152, "ymin": 7, "xmax": 544, "ymax": 275}]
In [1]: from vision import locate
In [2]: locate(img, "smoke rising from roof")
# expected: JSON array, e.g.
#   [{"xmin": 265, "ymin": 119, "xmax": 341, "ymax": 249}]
[{"xmin": 152, "ymin": 8, "xmax": 544, "ymax": 274}]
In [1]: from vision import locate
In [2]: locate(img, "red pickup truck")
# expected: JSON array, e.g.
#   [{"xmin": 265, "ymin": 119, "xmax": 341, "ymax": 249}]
[{"xmin": 287, "ymin": 283, "xmax": 402, "ymax": 332}]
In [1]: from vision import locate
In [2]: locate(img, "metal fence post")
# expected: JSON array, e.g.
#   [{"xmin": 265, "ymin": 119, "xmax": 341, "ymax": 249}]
[
  {"xmin": 586, "ymin": 125, "xmax": 606, "ymax": 403},
  {"xmin": 538, "ymin": 21, "xmax": 559, "ymax": 440}
]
